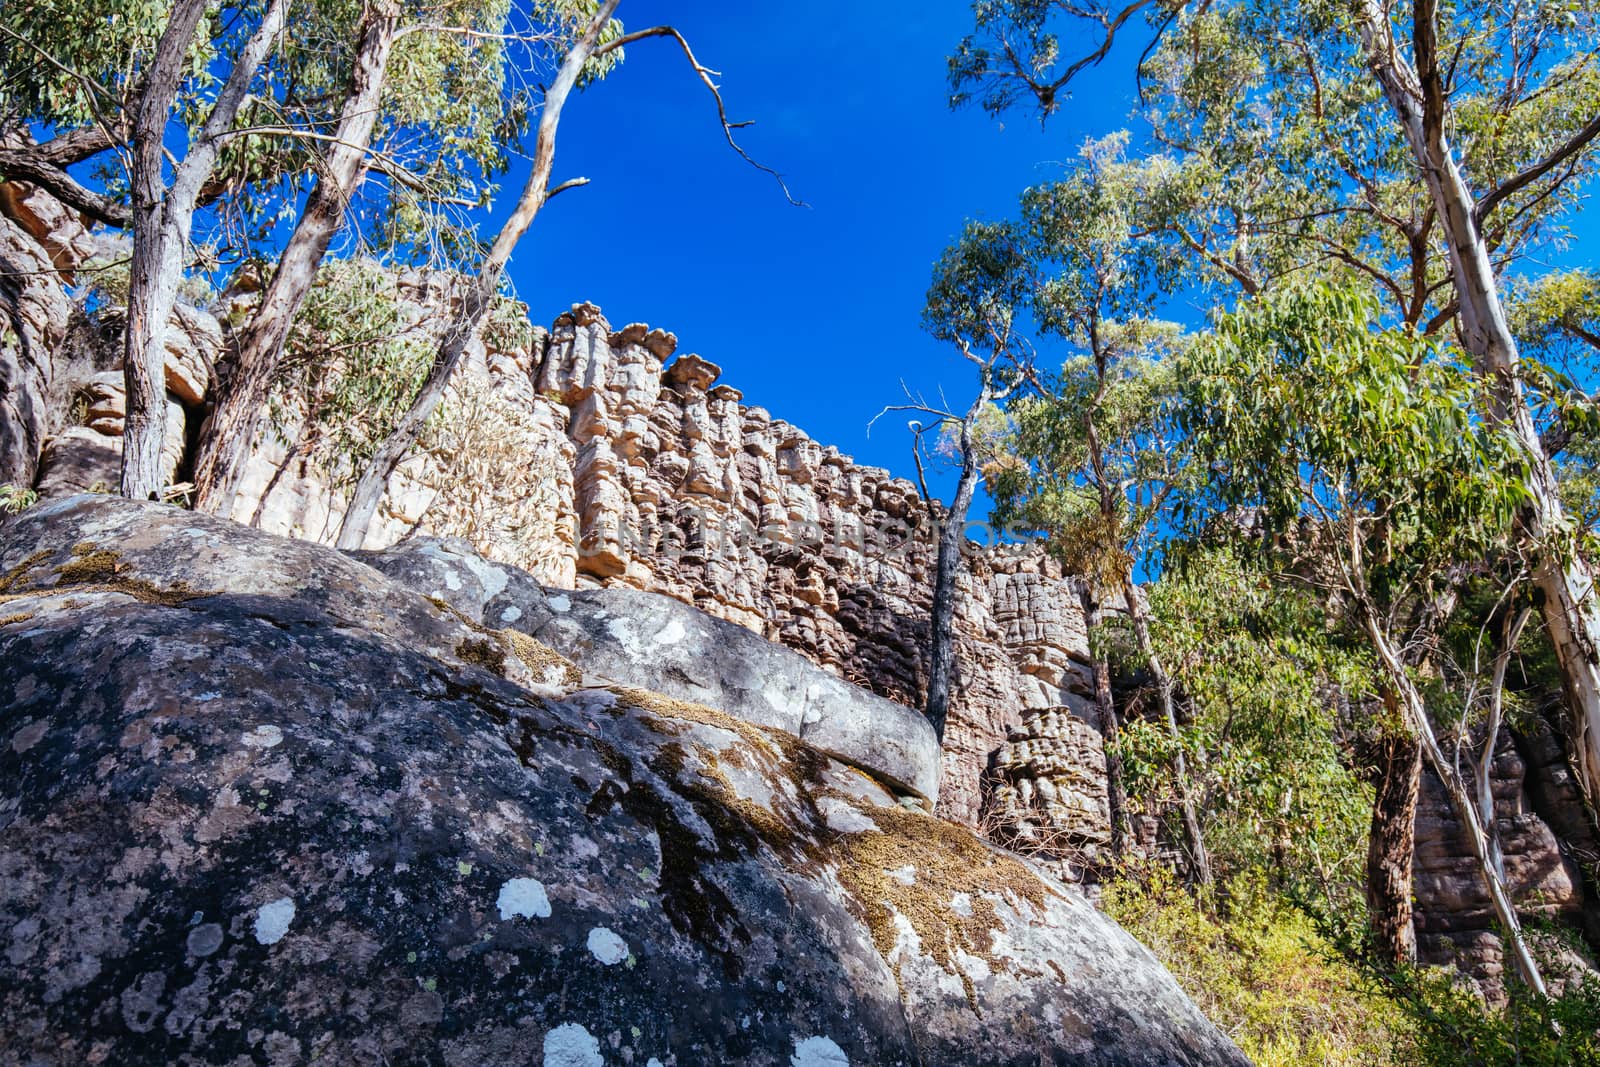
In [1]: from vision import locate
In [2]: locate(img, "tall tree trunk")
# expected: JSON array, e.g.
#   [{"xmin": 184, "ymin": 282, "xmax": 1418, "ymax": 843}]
[
  {"xmin": 1079, "ymin": 579, "xmax": 1131, "ymax": 858},
  {"xmin": 1367, "ymin": 721, "xmax": 1422, "ymax": 966},
  {"xmin": 121, "ymin": 0, "xmax": 290, "ymax": 499},
  {"xmin": 1357, "ymin": 0, "xmax": 1600, "ymax": 824},
  {"xmin": 1362, "ymin": 602, "xmax": 1549, "ymax": 996},
  {"xmin": 191, "ymin": 1, "xmax": 401, "ymax": 515},
  {"xmin": 924, "ymin": 386, "xmax": 987, "ymax": 743},
  {"xmin": 1121, "ymin": 573, "xmax": 1213, "ymax": 886},
  {"xmin": 334, "ymin": 0, "xmax": 620, "ymax": 550}
]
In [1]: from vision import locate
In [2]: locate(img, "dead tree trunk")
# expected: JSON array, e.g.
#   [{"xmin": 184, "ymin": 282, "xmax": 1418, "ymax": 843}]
[{"xmin": 924, "ymin": 385, "xmax": 988, "ymax": 742}]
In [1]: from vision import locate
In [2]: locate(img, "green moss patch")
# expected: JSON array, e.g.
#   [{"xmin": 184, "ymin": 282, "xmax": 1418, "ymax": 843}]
[{"xmin": 0, "ymin": 544, "xmax": 205, "ymax": 608}]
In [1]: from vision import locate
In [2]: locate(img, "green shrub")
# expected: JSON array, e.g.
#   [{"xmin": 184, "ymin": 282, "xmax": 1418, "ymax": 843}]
[
  {"xmin": 1385, "ymin": 964, "xmax": 1600, "ymax": 1067},
  {"xmin": 1102, "ymin": 867, "xmax": 1412, "ymax": 1066}
]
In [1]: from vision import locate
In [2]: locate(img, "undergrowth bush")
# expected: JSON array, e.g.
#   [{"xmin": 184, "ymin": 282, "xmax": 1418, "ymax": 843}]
[
  {"xmin": 1385, "ymin": 963, "xmax": 1600, "ymax": 1066},
  {"xmin": 1101, "ymin": 867, "xmax": 1412, "ymax": 1066}
]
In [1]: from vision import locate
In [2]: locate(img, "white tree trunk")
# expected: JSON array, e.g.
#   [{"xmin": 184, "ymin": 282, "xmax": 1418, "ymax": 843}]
[
  {"xmin": 1356, "ymin": 0, "xmax": 1600, "ymax": 818},
  {"xmin": 334, "ymin": 0, "xmax": 621, "ymax": 550},
  {"xmin": 1363, "ymin": 605, "xmax": 1548, "ymax": 995},
  {"xmin": 121, "ymin": 0, "xmax": 290, "ymax": 499},
  {"xmin": 192, "ymin": 0, "xmax": 401, "ymax": 514}
]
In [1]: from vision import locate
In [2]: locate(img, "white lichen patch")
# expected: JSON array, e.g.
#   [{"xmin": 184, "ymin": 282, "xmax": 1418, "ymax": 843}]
[
  {"xmin": 950, "ymin": 892, "xmax": 973, "ymax": 918},
  {"xmin": 497, "ymin": 877, "xmax": 551, "ymax": 920},
  {"xmin": 241, "ymin": 724, "xmax": 284, "ymax": 749},
  {"xmin": 791, "ymin": 1034, "xmax": 850, "ymax": 1066},
  {"xmin": 548, "ymin": 594, "xmax": 572, "ymax": 613},
  {"xmin": 499, "ymin": 604, "xmax": 523, "ymax": 623},
  {"xmin": 887, "ymin": 864, "xmax": 917, "ymax": 886},
  {"xmin": 657, "ymin": 617, "xmax": 687, "ymax": 645},
  {"xmin": 543, "ymin": 1022, "xmax": 603, "ymax": 1067},
  {"xmin": 817, "ymin": 796, "xmax": 878, "ymax": 834},
  {"xmin": 253, "ymin": 897, "xmax": 295, "ymax": 945},
  {"xmin": 586, "ymin": 926, "xmax": 628, "ymax": 965}
]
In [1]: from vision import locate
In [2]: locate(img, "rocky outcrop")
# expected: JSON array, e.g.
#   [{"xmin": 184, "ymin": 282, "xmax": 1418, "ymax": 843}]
[
  {"xmin": 1414, "ymin": 722, "xmax": 1600, "ymax": 991},
  {"xmin": 0, "ymin": 495, "xmax": 1248, "ymax": 1066},
  {"xmin": 987, "ymin": 707, "xmax": 1114, "ymax": 871},
  {"xmin": 234, "ymin": 302, "xmax": 1102, "ymax": 828},
  {"xmin": 0, "ymin": 186, "xmax": 78, "ymax": 491},
  {"xmin": 1, "ymin": 181, "xmax": 1109, "ymax": 840},
  {"xmin": 358, "ymin": 537, "xmax": 942, "ymax": 802}
]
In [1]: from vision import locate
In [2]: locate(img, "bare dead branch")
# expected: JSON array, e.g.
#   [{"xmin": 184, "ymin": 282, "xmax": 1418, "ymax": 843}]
[{"xmin": 595, "ymin": 25, "xmax": 803, "ymax": 207}]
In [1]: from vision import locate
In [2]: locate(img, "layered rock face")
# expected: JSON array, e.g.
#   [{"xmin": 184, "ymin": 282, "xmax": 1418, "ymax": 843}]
[
  {"xmin": 227, "ymin": 300, "xmax": 1104, "ymax": 833},
  {"xmin": 0, "ymin": 186, "xmax": 79, "ymax": 491},
  {"xmin": 0, "ymin": 495, "xmax": 1249, "ymax": 1066},
  {"xmin": 1414, "ymin": 722, "xmax": 1600, "ymax": 992}
]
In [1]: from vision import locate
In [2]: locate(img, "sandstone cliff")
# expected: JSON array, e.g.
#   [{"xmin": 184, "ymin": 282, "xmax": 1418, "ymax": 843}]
[{"xmin": 3, "ymin": 179, "xmax": 1597, "ymax": 990}]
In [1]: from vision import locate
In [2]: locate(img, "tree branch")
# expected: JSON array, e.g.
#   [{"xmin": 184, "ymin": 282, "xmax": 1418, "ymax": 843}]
[
  {"xmin": 595, "ymin": 25, "xmax": 803, "ymax": 206},
  {"xmin": 1476, "ymin": 112, "xmax": 1600, "ymax": 227}
]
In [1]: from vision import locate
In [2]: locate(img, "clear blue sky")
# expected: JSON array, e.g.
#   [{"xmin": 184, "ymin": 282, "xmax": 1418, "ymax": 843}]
[
  {"xmin": 507, "ymin": 0, "xmax": 1600, "ymax": 507},
  {"xmin": 507, "ymin": 0, "xmax": 1142, "ymax": 502}
]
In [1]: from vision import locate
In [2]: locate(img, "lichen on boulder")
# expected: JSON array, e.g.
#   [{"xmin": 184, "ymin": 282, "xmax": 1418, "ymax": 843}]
[{"xmin": 0, "ymin": 495, "xmax": 1248, "ymax": 1066}]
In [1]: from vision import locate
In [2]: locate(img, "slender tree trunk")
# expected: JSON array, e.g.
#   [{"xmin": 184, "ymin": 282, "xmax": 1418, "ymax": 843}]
[
  {"xmin": 191, "ymin": 1, "xmax": 401, "ymax": 515},
  {"xmin": 924, "ymin": 386, "xmax": 988, "ymax": 742},
  {"xmin": 1121, "ymin": 573, "xmax": 1212, "ymax": 886},
  {"xmin": 1079, "ymin": 579, "xmax": 1131, "ymax": 857},
  {"xmin": 121, "ymin": 0, "xmax": 290, "ymax": 498},
  {"xmin": 1480, "ymin": 607, "xmax": 1533, "ymax": 882},
  {"xmin": 1362, "ymin": 604, "xmax": 1549, "ymax": 996},
  {"xmin": 1357, "ymin": 0, "xmax": 1600, "ymax": 825},
  {"xmin": 334, "ymin": 0, "xmax": 620, "ymax": 550},
  {"xmin": 1367, "ymin": 720, "xmax": 1422, "ymax": 966}
]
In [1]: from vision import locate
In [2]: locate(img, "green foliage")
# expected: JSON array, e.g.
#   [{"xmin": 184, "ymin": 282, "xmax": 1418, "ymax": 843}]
[
  {"xmin": 950, "ymin": 0, "xmax": 1600, "ymax": 325},
  {"xmin": 1117, "ymin": 549, "xmax": 1375, "ymax": 925},
  {"xmin": 2, "ymin": 0, "xmax": 626, "ymax": 263},
  {"xmin": 923, "ymin": 218, "xmax": 1034, "ymax": 361},
  {"xmin": 1102, "ymin": 866, "xmax": 1413, "ymax": 1066},
  {"xmin": 1385, "ymin": 966, "xmax": 1600, "ymax": 1067},
  {"xmin": 1180, "ymin": 282, "xmax": 1527, "ymax": 606},
  {"xmin": 994, "ymin": 339, "xmax": 1183, "ymax": 585},
  {"xmin": 0, "ymin": 484, "xmax": 38, "ymax": 515},
  {"xmin": 273, "ymin": 260, "xmax": 437, "ymax": 484}
]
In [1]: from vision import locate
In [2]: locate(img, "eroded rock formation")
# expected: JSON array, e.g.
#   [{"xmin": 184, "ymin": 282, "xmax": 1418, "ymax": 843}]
[
  {"xmin": 1414, "ymin": 722, "xmax": 1600, "ymax": 992},
  {"xmin": 218, "ymin": 298, "xmax": 1106, "ymax": 831},
  {"xmin": 0, "ymin": 495, "xmax": 1250, "ymax": 1066}
]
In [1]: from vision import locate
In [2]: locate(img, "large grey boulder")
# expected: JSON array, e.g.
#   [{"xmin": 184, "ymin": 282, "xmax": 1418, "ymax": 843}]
[
  {"xmin": 358, "ymin": 538, "xmax": 941, "ymax": 802},
  {"xmin": 0, "ymin": 496, "xmax": 1248, "ymax": 1067}
]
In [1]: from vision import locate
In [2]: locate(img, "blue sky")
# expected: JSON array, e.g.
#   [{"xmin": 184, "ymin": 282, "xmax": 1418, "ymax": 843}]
[
  {"xmin": 508, "ymin": 0, "xmax": 1143, "ymax": 501},
  {"xmin": 505, "ymin": 0, "xmax": 1600, "ymax": 509}
]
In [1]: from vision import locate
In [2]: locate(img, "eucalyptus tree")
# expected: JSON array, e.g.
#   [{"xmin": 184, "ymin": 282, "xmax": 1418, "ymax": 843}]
[
  {"xmin": 985, "ymin": 141, "xmax": 1210, "ymax": 876},
  {"xmin": 1, "ymin": 0, "xmax": 584, "ymax": 501},
  {"xmin": 192, "ymin": 0, "xmax": 630, "ymax": 516},
  {"xmin": 1183, "ymin": 282, "xmax": 1545, "ymax": 992},
  {"xmin": 876, "ymin": 220, "xmax": 1032, "ymax": 745},
  {"xmin": 947, "ymin": 0, "xmax": 1600, "ymax": 837}
]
